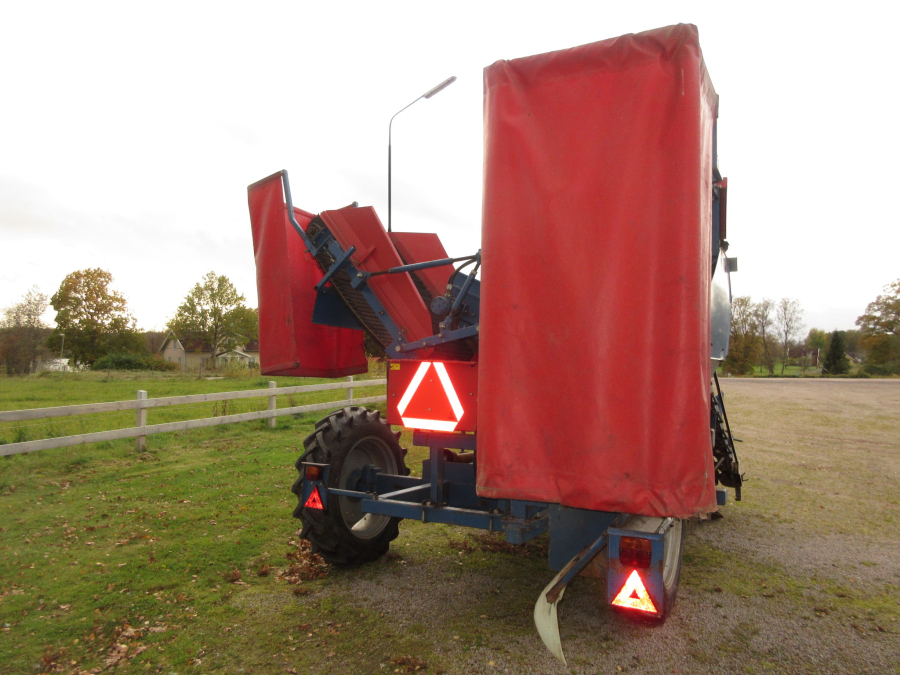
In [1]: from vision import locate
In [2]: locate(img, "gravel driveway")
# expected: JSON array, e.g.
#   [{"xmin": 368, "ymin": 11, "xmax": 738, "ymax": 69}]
[{"xmin": 284, "ymin": 379, "xmax": 900, "ymax": 674}]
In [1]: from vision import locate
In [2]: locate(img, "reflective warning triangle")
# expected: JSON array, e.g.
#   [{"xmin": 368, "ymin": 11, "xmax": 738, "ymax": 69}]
[
  {"xmin": 611, "ymin": 570, "xmax": 657, "ymax": 614},
  {"xmin": 304, "ymin": 486, "xmax": 324, "ymax": 510},
  {"xmin": 397, "ymin": 362, "xmax": 465, "ymax": 432}
]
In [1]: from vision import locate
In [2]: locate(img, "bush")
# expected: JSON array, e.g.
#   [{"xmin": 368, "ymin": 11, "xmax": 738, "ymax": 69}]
[
  {"xmin": 92, "ymin": 353, "xmax": 179, "ymax": 372},
  {"xmin": 862, "ymin": 361, "xmax": 900, "ymax": 376}
]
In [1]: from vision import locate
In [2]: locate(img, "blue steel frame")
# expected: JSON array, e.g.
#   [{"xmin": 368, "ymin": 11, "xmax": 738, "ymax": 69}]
[
  {"xmin": 300, "ymin": 429, "xmax": 550, "ymax": 544},
  {"xmin": 279, "ymin": 170, "xmax": 480, "ymax": 359}
]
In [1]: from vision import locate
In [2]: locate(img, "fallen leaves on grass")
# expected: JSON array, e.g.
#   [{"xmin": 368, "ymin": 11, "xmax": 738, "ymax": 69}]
[
  {"xmin": 256, "ymin": 563, "xmax": 270, "ymax": 577},
  {"xmin": 38, "ymin": 645, "xmax": 70, "ymax": 673},
  {"xmin": 390, "ymin": 655, "xmax": 428, "ymax": 672},
  {"xmin": 280, "ymin": 538, "xmax": 328, "ymax": 585},
  {"xmin": 223, "ymin": 568, "xmax": 242, "ymax": 583}
]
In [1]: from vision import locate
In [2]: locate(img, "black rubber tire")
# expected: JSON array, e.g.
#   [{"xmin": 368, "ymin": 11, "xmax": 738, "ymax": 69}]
[
  {"xmin": 291, "ymin": 406, "xmax": 409, "ymax": 566},
  {"xmin": 613, "ymin": 517, "xmax": 685, "ymax": 624}
]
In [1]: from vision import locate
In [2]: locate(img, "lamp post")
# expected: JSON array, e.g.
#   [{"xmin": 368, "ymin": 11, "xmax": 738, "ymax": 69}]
[{"xmin": 388, "ymin": 75, "xmax": 457, "ymax": 233}]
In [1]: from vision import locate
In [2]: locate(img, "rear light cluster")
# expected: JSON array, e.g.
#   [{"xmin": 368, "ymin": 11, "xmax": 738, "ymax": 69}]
[
  {"xmin": 619, "ymin": 536, "xmax": 652, "ymax": 569},
  {"xmin": 305, "ymin": 465, "xmax": 323, "ymax": 482}
]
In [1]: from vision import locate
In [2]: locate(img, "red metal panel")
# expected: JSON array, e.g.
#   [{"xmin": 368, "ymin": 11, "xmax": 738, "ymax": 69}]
[
  {"xmin": 477, "ymin": 24, "xmax": 718, "ymax": 518},
  {"xmin": 247, "ymin": 173, "xmax": 367, "ymax": 378},
  {"xmin": 386, "ymin": 360, "xmax": 478, "ymax": 432},
  {"xmin": 320, "ymin": 208, "xmax": 433, "ymax": 343},
  {"xmin": 389, "ymin": 232, "xmax": 453, "ymax": 299}
]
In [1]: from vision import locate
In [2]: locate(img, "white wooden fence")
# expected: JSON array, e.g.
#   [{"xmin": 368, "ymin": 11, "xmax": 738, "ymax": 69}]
[{"xmin": 0, "ymin": 377, "xmax": 386, "ymax": 457}]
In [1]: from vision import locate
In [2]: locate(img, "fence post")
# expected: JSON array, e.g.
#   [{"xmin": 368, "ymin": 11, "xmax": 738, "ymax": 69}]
[
  {"xmin": 135, "ymin": 390, "xmax": 147, "ymax": 451},
  {"xmin": 268, "ymin": 381, "xmax": 277, "ymax": 429},
  {"xmin": 346, "ymin": 375, "xmax": 354, "ymax": 404}
]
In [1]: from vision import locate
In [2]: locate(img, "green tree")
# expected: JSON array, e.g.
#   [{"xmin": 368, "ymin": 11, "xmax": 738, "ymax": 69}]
[
  {"xmin": 856, "ymin": 279, "xmax": 900, "ymax": 366},
  {"xmin": 723, "ymin": 296, "xmax": 759, "ymax": 375},
  {"xmin": 49, "ymin": 269, "xmax": 142, "ymax": 366},
  {"xmin": 856, "ymin": 279, "xmax": 900, "ymax": 335},
  {"xmin": 167, "ymin": 272, "xmax": 258, "ymax": 368},
  {"xmin": 822, "ymin": 330, "xmax": 850, "ymax": 375},
  {"xmin": 0, "ymin": 287, "xmax": 52, "ymax": 375}
]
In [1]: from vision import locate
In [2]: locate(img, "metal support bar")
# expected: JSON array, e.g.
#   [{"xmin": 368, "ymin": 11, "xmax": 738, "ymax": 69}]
[
  {"xmin": 429, "ymin": 445, "xmax": 445, "ymax": 505},
  {"xmin": 397, "ymin": 324, "xmax": 478, "ymax": 352},
  {"xmin": 451, "ymin": 257, "xmax": 481, "ymax": 314},
  {"xmin": 504, "ymin": 510, "xmax": 550, "ymax": 544},
  {"xmin": 380, "ymin": 483, "xmax": 431, "ymax": 500},
  {"xmin": 328, "ymin": 487, "xmax": 371, "ymax": 499},
  {"xmin": 315, "ymin": 245, "xmax": 357, "ymax": 291},
  {"xmin": 369, "ymin": 255, "xmax": 477, "ymax": 277},
  {"xmin": 281, "ymin": 171, "xmax": 315, "ymax": 250},
  {"xmin": 412, "ymin": 430, "xmax": 476, "ymax": 451},
  {"xmin": 548, "ymin": 532, "xmax": 613, "ymax": 603},
  {"xmin": 362, "ymin": 499, "xmax": 505, "ymax": 530}
]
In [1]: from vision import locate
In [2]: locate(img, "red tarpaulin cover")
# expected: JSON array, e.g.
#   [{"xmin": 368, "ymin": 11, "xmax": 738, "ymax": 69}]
[
  {"xmin": 476, "ymin": 24, "xmax": 718, "ymax": 518},
  {"xmin": 248, "ymin": 173, "xmax": 368, "ymax": 378}
]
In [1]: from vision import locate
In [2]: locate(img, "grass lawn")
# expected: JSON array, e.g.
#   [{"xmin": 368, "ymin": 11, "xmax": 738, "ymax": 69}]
[
  {"xmin": 4, "ymin": 375, "xmax": 898, "ymax": 674},
  {"xmin": 0, "ymin": 370, "xmax": 444, "ymax": 674}
]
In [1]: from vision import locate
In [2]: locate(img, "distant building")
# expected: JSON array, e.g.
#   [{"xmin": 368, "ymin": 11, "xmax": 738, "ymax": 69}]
[
  {"xmin": 159, "ymin": 333, "xmax": 259, "ymax": 371},
  {"xmin": 39, "ymin": 358, "xmax": 71, "ymax": 372},
  {"xmin": 787, "ymin": 345, "xmax": 820, "ymax": 368}
]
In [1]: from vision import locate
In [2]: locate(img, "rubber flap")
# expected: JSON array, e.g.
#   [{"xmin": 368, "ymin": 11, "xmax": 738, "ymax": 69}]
[
  {"xmin": 477, "ymin": 24, "xmax": 718, "ymax": 518},
  {"xmin": 247, "ymin": 173, "xmax": 367, "ymax": 378}
]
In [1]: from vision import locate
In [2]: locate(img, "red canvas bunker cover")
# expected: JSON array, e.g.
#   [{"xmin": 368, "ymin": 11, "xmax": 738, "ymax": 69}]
[
  {"xmin": 477, "ymin": 25, "xmax": 718, "ymax": 518},
  {"xmin": 248, "ymin": 172, "xmax": 367, "ymax": 378}
]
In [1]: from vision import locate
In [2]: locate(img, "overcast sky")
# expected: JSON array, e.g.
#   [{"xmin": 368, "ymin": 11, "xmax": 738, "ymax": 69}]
[{"xmin": 1, "ymin": 2, "xmax": 897, "ymax": 337}]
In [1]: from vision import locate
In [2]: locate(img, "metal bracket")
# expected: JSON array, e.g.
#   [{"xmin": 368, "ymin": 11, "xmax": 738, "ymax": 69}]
[
  {"xmin": 397, "ymin": 325, "xmax": 478, "ymax": 352},
  {"xmin": 315, "ymin": 245, "xmax": 357, "ymax": 292}
]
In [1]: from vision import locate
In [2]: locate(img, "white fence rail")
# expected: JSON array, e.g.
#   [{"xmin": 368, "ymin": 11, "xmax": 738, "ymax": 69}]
[{"xmin": 0, "ymin": 377, "xmax": 386, "ymax": 457}]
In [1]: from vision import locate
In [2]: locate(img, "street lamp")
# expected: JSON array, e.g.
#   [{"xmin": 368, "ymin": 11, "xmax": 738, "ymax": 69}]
[{"xmin": 388, "ymin": 75, "xmax": 457, "ymax": 233}]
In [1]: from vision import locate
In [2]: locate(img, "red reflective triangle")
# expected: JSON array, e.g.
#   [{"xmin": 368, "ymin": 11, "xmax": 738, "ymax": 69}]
[
  {"xmin": 396, "ymin": 362, "xmax": 465, "ymax": 431},
  {"xmin": 611, "ymin": 570, "xmax": 657, "ymax": 614},
  {"xmin": 403, "ymin": 364, "xmax": 456, "ymax": 421},
  {"xmin": 304, "ymin": 486, "xmax": 324, "ymax": 510}
]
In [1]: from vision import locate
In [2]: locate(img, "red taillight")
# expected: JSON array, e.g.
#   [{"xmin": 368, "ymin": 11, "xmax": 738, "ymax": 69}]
[
  {"xmin": 304, "ymin": 486, "xmax": 324, "ymax": 510},
  {"xmin": 305, "ymin": 465, "xmax": 323, "ymax": 482},
  {"xmin": 611, "ymin": 570, "xmax": 657, "ymax": 614},
  {"xmin": 619, "ymin": 536, "xmax": 652, "ymax": 569}
]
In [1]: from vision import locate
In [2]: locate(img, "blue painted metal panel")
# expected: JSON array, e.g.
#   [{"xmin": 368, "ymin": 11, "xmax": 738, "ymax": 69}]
[
  {"xmin": 312, "ymin": 288, "xmax": 363, "ymax": 330},
  {"xmin": 548, "ymin": 505, "xmax": 620, "ymax": 571}
]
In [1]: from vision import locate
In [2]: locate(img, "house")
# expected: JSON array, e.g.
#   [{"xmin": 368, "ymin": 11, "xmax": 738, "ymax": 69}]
[
  {"xmin": 159, "ymin": 333, "xmax": 259, "ymax": 372},
  {"xmin": 787, "ymin": 345, "xmax": 819, "ymax": 368}
]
